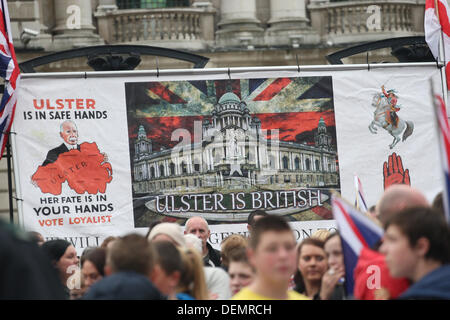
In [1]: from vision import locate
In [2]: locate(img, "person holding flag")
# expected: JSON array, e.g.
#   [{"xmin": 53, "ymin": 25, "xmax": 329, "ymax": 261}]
[
  {"xmin": 332, "ymin": 184, "xmax": 428, "ymax": 299},
  {"xmin": 0, "ymin": 0, "xmax": 20, "ymax": 160}
]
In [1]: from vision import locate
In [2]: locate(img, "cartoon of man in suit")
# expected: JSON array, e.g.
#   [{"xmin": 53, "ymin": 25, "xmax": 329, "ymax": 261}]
[{"xmin": 42, "ymin": 120, "xmax": 80, "ymax": 166}]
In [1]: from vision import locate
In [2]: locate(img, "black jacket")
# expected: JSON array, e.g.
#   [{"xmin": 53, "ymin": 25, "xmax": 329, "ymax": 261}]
[
  {"xmin": 83, "ymin": 271, "xmax": 166, "ymax": 300},
  {"xmin": 42, "ymin": 143, "xmax": 80, "ymax": 166},
  {"xmin": 0, "ymin": 221, "xmax": 67, "ymax": 299},
  {"xmin": 203, "ymin": 242, "xmax": 221, "ymax": 267}
]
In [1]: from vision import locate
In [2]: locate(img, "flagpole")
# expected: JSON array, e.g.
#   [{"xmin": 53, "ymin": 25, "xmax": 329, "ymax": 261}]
[
  {"xmin": 435, "ymin": 0, "xmax": 449, "ymax": 110},
  {"xmin": 429, "ymin": 78, "xmax": 450, "ymax": 224}
]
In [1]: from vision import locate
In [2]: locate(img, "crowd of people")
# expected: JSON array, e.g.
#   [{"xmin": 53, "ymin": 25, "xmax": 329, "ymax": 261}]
[{"xmin": 1, "ymin": 184, "xmax": 450, "ymax": 300}]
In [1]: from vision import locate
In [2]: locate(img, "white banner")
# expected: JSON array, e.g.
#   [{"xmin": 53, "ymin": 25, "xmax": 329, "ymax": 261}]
[{"xmin": 11, "ymin": 65, "xmax": 444, "ymax": 253}]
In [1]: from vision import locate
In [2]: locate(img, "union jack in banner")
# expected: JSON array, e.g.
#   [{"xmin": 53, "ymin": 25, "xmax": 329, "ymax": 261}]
[
  {"xmin": 432, "ymin": 93, "xmax": 450, "ymax": 224},
  {"xmin": 0, "ymin": 0, "xmax": 20, "ymax": 159},
  {"xmin": 331, "ymin": 194, "xmax": 384, "ymax": 295},
  {"xmin": 354, "ymin": 174, "xmax": 368, "ymax": 213},
  {"xmin": 126, "ymin": 76, "xmax": 335, "ymax": 149}
]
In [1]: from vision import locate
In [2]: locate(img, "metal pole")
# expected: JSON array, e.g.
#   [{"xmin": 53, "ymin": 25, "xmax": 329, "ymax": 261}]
[
  {"xmin": 18, "ymin": 62, "xmax": 442, "ymax": 80},
  {"xmin": 6, "ymin": 134, "xmax": 14, "ymax": 224}
]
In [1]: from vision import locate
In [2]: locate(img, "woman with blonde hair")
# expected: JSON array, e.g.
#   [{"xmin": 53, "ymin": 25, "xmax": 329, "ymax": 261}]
[{"xmin": 177, "ymin": 247, "xmax": 209, "ymax": 300}]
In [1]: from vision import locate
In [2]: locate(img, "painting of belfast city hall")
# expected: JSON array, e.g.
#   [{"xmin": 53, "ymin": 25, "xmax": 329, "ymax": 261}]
[{"xmin": 130, "ymin": 80, "xmax": 340, "ymax": 224}]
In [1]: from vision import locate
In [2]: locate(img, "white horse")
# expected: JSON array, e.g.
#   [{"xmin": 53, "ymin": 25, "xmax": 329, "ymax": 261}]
[{"xmin": 368, "ymin": 94, "xmax": 414, "ymax": 149}]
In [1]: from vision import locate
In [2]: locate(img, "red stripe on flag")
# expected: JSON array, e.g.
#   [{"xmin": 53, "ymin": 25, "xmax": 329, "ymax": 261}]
[
  {"xmin": 335, "ymin": 200, "xmax": 369, "ymax": 248},
  {"xmin": 148, "ymin": 83, "xmax": 186, "ymax": 104},
  {"xmin": 253, "ymin": 78, "xmax": 292, "ymax": 101},
  {"xmin": 437, "ymin": 0, "xmax": 450, "ymax": 38}
]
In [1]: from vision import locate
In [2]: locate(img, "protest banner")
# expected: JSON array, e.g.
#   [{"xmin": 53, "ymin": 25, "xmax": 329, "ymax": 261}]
[{"xmin": 11, "ymin": 64, "xmax": 444, "ymax": 253}]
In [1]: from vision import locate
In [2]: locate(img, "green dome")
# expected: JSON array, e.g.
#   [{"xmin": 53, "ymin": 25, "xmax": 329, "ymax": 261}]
[{"xmin": 218, "ymin": 92, "xmax": 240, "ymax": 104}]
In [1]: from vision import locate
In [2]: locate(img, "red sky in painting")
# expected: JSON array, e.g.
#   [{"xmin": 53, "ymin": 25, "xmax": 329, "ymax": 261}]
[{"xmin": 129, "ymin": 111, "xmax": 336, "ymax": 150}]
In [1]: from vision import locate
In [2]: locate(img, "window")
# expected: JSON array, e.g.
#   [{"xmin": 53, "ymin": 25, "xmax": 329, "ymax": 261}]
[
  {"xmin": 295, "ymin": 157, "xmax": 300, "ymax": 170},
  {"xmin": 117, "ymin": 0, "xmax": 190, "ymax": 9},
  {"xmin": 150, "ymin": 166, "xmax": 155, "ymax": 178},
  {"xmin": 282, "ymin": 156, "xmax": 289, "ymax": 170},
  {"xmin": 305, "ymin": 158, "xmax": 310, "ymax": 171}
]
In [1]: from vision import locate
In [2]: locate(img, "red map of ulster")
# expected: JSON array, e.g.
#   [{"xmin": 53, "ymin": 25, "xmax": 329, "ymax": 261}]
[{"xmin": 32, "ymin": 142, "xmax": 113, "ymax": 195}]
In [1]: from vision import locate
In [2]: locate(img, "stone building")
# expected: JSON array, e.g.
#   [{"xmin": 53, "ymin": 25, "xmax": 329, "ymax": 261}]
[
  {"xmin": 9, "ymin": 0, "xmax": 426, "ymax": 69},
  {"xmin": 132, "ymin": 91, "xmax": 339, "ymax": 196},
  {"xmin": 1, "ymin": 0, "xmax": 426, "ymax": 220}
]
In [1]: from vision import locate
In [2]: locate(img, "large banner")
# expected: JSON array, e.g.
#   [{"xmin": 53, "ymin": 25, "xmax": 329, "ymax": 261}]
[{"xmin": 12, "ymin": 65, "xmax": 445, "ymax": 253}]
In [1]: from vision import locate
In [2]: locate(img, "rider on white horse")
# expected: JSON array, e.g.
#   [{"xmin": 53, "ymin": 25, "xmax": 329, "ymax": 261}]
[{"xmin": 381, "ymin": 85, "xmax": 400, "ymax": 129}]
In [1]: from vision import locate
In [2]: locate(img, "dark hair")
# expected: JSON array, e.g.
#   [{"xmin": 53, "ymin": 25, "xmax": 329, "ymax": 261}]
[
  {"xmin": 385, "ymin": 207, "xmax": 450, "ymax": 264},
  {"xmin": 100, "ymin": 236, "xmax": 117, "ymax": 249},
  {"xmin": 153, "ymin": 241, "xmax": 183, "ymax": 275},
  {"xmin": 432, "ymin": 192, "xmax": 445, "ymax": 218},
  {"xmin": 324, "ymin": 231, "xmax": 340, "ymax": 245},
  {"xmin": 247, "ymin": 210, "xmax": 268, "ymax": 226},
  {"xmin": 107, "ymin": 234, "xmax": 155, "ymax": 275},
  {"xmin": 27, "ymin": 231, "xmax": 43, "ymax": 245},
  {"xmin": 41, "ymin": 239, "xmax": 71, "ymax": 264},
  {"xmin": 228, "ymin": 246, "xmax": 255, "ymax": 273},
  {"xmin": 249, "ymin": 215, "xmax": 292, "ymax": 249},
  {"xmin": 81, "ymin": 247, "xmax": 106, "ymax": 277},
  {"xmin": 293, "ymin": 237, "xmax": 326, "ymax": 294}
]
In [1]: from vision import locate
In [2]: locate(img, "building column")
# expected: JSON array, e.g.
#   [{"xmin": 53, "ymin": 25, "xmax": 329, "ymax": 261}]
[
  {"xmin": 52, "ymin": 0, "xmax": 103, "ymax": 50},
  {"xmin": 266, "ymin": 0, "xmax": 319, "ymax": 47},
  {"xmin": 9, "ymin": 0, "xmax": 53, "ymax": 50},
  {"xmin": 216, "ymin": 0, "xmax": 264, "ymax": 48}
]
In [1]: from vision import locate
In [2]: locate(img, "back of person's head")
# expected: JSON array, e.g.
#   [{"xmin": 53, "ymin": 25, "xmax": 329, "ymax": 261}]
[
  {"xmin": 146, "ymin": 220, "xmax": 163, "ymax": 238},
  {"xmin": 249, "ymin": 215, "xmax": 292, "ymax": 249},
  {"xmin": 41, "ymin": 239, "xmax": 72, "ymax": 264},
  {"xmin": 147, "ymin": 222, "xmax": 186, "ymax": 248},
  {"xmin": 81, "ymin": 247, "xmax": 106, "ymax": 277},
  {"xmin": 184, "ymin": 233, "xmax": 202, "ymax": 253},
  {"xmin": 177, "ymin": 247, "xmax": 209, "ymax": 300},
  {"xmin": 220, "ymin": 234, "xmax": 248, "ymax": 268},
  {"xmin": 247, "ymin": 210, "xmax": 268, "ymax": 227},
  {"xmin": 100, "ymin": 236, "xmax": 117, "ymax": 249},
  {"xmin": 27, "ymin": 231, "xmax": 44, "ymax": 246},
  {"xmin": 151, "ymin": 241, "xmax": 184, "ymax": 297},
  {"xmin": 377, "ymin": 184, "xmax": 429, "ymax": 226},
  {"xmin": 106, "ymin": 234, "xmax": 155, "ymax": 275},
  {"xmin": 385, "ymin": 207, "xmax": 450, "ymax": 264},
  {"xmin": 432, "ymin": 192, "xmax": 445, "ymax": 218},
  {"xmin": 153, "ymin": 241, "xmax": 184, "ymax": 276}
]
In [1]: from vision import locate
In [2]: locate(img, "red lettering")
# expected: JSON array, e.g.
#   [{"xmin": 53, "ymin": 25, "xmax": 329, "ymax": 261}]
[
  {"xmin": 56, "ymin": 99, "xmax": 64, "ymax": 109},
  {"xmin": 33, "ymin": 99, "xmax": 44, "ymax": 109},
  {"xmin": 38, "ymin": 218, "xmax": 63, "ymax": 227},
  {"xmin": 86, "ymin": 99, "xmax": 95, "ymax": 109},
  {"xmin": 46, "ymin": 99, "xmax": 54, "ymax": 110},
  {"xmin": 76, "ymin": 99, "xmax": 84, "ymax": 109},
  {"xmin": 65, "ymin": 99, "xmax": 74, "ymax": 109}
]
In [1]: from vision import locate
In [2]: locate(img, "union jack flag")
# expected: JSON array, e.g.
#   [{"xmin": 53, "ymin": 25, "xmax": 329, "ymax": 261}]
[
  {"xmin": 432, "ymin": 93, "xmax": 450, "ymax": 224},
  {"xmin": 126, "ymin": 76, "xmax": 335, "ymax": 149},
  {"xmin": 0, "ymin": 0, "xmax": 20, "ymax": 160},
  {"xmin": 331, "ymin": 195, "xmax": 384, "ymax": 295}
]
